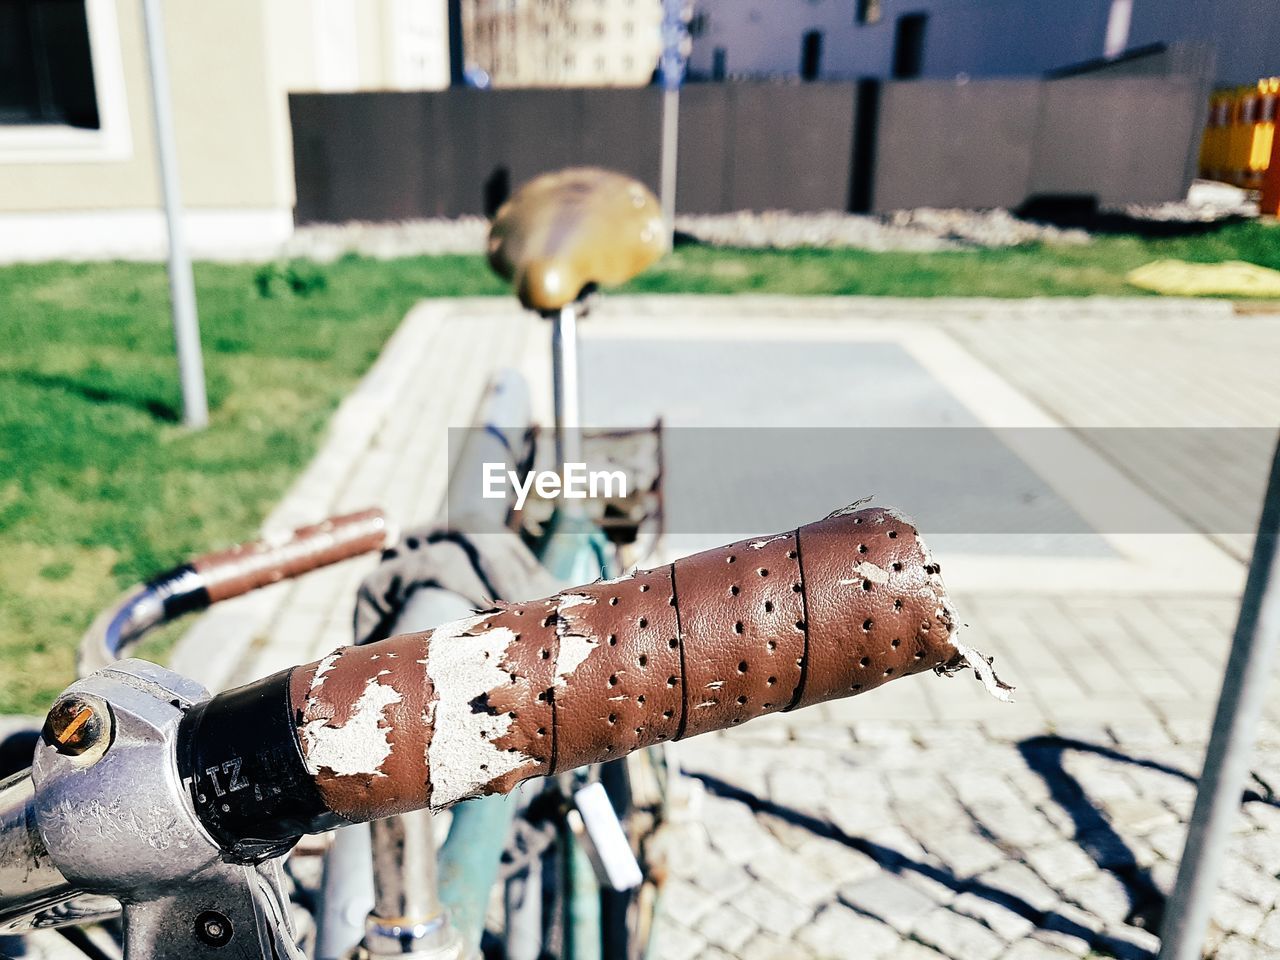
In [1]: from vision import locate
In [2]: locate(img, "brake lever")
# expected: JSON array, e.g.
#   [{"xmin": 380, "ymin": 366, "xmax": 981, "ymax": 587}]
[
  {"xmin": 29, "ymin": 660, "xmax": 304, "ymax": 960},
  {"xmin": 124, "ymin": 858, "xmax": 305, "ymax": 960}
]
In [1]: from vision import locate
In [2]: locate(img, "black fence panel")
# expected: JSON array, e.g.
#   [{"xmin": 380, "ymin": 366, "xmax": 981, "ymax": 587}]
[
  {"xmin": 290, "ymin": 74, "xmax": 1205, "ymax": 223},
  {"xmin": 1029, "ymin": 76, "xmax": 1206, "ymax": 207},
  {"xmin": 871, "ymin": 80, "xmax": 1041, "ymax": 211}
]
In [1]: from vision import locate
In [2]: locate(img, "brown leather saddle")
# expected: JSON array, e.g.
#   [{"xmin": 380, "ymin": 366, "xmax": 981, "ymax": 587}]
[{"xmin": 488, "ymin": 167, "xmax": 668, "ymax": 313}]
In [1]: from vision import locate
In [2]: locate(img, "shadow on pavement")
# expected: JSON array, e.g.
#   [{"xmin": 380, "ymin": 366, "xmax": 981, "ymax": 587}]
[
  {"xmin": 693, "ymin": 738, "xmax": 1277, "ymax": 959},
  {"xmin": 692, "ymin": 771, "xmax": 1156, "ymax": 959}
]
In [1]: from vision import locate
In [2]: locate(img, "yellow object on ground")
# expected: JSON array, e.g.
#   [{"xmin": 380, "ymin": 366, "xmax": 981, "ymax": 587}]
[
  {"xmin": 1200, "ymin": 78, "xmax": 1279, "ymax": 189},
  {"xmin": 1126, "ymin": 259, "xmax": 1280, "ymax": 297}
]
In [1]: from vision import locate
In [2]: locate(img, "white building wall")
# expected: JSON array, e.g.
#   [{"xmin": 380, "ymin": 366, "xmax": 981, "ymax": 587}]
[
  {"xmin": 463, "ymin": 0, "xmax": 662, "ymax": 87},
  {"xmin": 388, "ymin": 0, "xmax": 453, "ymax": 89}
]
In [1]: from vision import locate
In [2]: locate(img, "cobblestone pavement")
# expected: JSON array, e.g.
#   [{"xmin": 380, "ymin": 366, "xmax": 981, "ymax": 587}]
[
  {"xmin": 655, "ymin": 707, "xmax": 1280, "ymax": 960},
  {"xmin": 11, "ymin": 296, "xmax": 1280, "ymax": 959},
  {"xmin": 598, "ymin": 297, "xmax": 1280, "ymax": 960}
]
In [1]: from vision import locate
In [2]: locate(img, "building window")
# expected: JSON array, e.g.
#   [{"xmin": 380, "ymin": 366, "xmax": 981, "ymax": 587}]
[
  {"xmin": 0, "ymin": 0, "xmax": 131, "ymax": 163},
  {"xmin": 712, "ymin": 46, "xmax": 726, "ymax": 80},
  {"xmin": 800, "ymin": 29, "xmax": 823, "ymax": 81},
  {"xmin": 855, "ymin": 0, "xmax": 881, "ymax": 25},
  {"xmin": 0, "ymin": 0, "xmax": 99, "ymax": 128},
  {"xmin": 892, "ymin": 12, "xmax": 927, "ymax": 79}
]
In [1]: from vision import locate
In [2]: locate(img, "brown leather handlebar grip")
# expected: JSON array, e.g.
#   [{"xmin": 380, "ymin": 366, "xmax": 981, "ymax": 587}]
[
  {"xmin": 192, "ymin": 509, "xmax": 390, "ymax": 603},
  {"xmin": 286, "ymin": 505, "xmax": 1010, "ymax": 823}
]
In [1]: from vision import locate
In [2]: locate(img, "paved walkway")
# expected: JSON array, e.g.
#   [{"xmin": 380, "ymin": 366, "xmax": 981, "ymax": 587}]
[
  {"xmin": 171, "ymin": 300, "xmax": 542, "ymax": 693},
  {"xmin": 578, "ymin": 297, "xmax": 1279, "ymax": 960},
  {"xmin": 20, "ymin": 295, "xmax": 1280, "ymax": 960}
]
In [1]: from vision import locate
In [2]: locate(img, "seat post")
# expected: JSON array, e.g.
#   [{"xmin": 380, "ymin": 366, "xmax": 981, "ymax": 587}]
[{"xmin": 550, "ymin": 302, "xmax": 585, "ymax": 474}]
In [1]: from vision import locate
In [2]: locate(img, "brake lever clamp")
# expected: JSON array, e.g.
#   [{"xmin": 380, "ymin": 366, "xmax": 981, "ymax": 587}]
[{"xmin": 30, "ymin": 659, "xmax": 305, "ymax": 960}]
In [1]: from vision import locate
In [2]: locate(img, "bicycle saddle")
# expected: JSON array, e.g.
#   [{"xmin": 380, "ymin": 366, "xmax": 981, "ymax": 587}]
[{"xmin": 488, "ymin": 167, "xmax": 668, "ymax": 313}]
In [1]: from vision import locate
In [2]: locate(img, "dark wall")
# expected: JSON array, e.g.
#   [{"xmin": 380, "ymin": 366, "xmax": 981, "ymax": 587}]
[
  {"xmin": 292, "ymin": 84, "xmax": 857, "ymax": 223},
  {"xmin": 865, "ymin": 74, "xmax": 1207, "ymax": 212},
  {"xmin": 1029, "ymin": 77, "xmax": 1206, "ymax": 206},
  {"xmin": 677, "ymin": 83, "xmax": 857, "ymax": 214},
  {"xmin": 291, "ymin": 88, "xmax": 662, "ymax": 222},
  {"xmin": 872, "ymin": 81, "xmax": 1041, "ymax": 211},
  {"xmin": 291, "ymin": 76, "xmax": 1205, "ymax": 223}
]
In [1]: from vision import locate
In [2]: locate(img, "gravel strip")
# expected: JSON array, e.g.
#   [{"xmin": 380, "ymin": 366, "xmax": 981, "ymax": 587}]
[
  {"xmin": 283, "ymin": 216, "xmax": 491, "ymax": 260},
  {"xmin": 5, "ymin": 182, "xmax": 1254, "ymax": 264},
  {"xmin": 283, "ymin": 208, "xmax": 1091, "ymax": 260},
  {"xmin": 280, "ymin": 181, "xmax": 1254, "ymax": 261}
]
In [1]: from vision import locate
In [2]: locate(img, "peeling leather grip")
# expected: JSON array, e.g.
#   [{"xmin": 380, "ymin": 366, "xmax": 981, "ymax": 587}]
[{"xmin": 185, "ymin": 507, "xmax": 973, "ymax": 847}]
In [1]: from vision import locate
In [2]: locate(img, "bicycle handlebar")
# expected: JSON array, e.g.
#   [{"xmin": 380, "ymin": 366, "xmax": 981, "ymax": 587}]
[
  {"xmin": 178, "ymin": 505, "xmax": 1011, "ymax": 860},
  {"xmin": 78, "ymin": 509, "xmax": 391, "ymax": 672},
  {"xmin": 191, "ymin": 508, "xmax": 391, "ymax": 602}
]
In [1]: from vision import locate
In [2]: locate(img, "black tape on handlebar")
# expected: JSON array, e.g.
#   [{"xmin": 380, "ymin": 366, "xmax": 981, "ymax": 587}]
[
  {"xmin": 178, "ymin": 669, "xmax": 348, "ymax": 862},
  {"xmin": 145, "ymin": 563, "xmax": 211, "ymax": 620}
]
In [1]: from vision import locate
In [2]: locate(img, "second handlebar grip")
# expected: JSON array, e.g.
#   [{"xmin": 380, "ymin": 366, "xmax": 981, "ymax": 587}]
[
  {"xmin": 280, "ymin": 504, "xmax": 1008, "ymax": 826},
  {"xmin": 192, "ymin": 509, "xmax": 389, "ymax": 602}
]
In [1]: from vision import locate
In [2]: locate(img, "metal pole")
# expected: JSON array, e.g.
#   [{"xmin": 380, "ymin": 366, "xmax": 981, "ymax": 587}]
[
  {"xmin": 140, "ymin": 0, "xmax": 208, "ymax": 430},
  {"xmin": 546, "ymin": 305, "xmax": 606, "ymax": 582},
  {"xmin": 363, "ymin": 587, "xmax": 473, "ymax": 958},
  {"xmin": 658, "ymin": 0, "xmax": 690, "ymax": 244},
  {"xmin": 1158, "ymin": 438, "xmax": 1280, "ymax": 960},
  {"xmin": 314, "ymin": 824, "xmax": 373, "ymax": 960},
  {"xmin": 550, "ymin": 304, "xmax": 584, "ymax": 472},
  {"xmin": 370, "ymin": 811, "xmax": 445, "ymax": 923},
  {"xmin": 659, "ymin": 87, "xmax": 680, "ymax": 237}
]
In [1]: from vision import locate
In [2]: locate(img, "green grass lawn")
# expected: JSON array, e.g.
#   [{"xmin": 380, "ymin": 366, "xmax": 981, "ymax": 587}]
[
  {"xmin": 0, "ymin": 255, "xmax": 503, "ymax": 715},
  {"xmin": 641, "ymin": 220, "xmax": 1280, "ymax": 297},
  {"xmin": 2, "ymin": 221, "xmax": 1278, "ymax": 715}
]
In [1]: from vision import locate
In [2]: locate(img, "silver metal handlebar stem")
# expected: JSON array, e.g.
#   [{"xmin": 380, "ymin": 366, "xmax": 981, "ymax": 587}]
[
  {"xmin": 550, "ymin": 303, "xmax": 585, "ymax": 474},
  {"xmin": 6, "ymin": 659, "xmax": 305, "ymax": 959},
  {"xmin": 365, "ymin": 811, "xmax": 460, "ymax": 958}
]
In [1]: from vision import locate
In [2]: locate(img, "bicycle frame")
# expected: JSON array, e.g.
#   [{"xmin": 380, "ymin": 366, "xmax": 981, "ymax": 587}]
[{"xmin": 318, "ymin": 300, "xmax": 651, "ymax": 960}]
